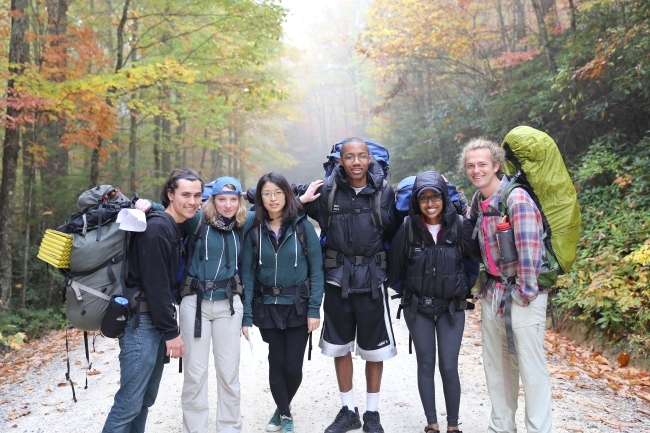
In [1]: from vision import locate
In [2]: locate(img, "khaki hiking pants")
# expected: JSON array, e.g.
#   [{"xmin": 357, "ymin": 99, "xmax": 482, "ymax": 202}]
[
  {"xmin": 180, "ymin": 294, "xmax": 243, "ymax": 433},
  {"xmin": 481, "ymin": 294, "xmax": 552, "ymax": 433}
]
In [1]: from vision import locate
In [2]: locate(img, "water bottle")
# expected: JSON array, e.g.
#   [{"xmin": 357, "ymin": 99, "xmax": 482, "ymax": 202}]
[
  {"xmin": 496, "ymin": 220, "xmax": 518, "ymax": 264},
  {"xmin": 114, "ymin": 296, "xmax": 129, "ymax": 306}
]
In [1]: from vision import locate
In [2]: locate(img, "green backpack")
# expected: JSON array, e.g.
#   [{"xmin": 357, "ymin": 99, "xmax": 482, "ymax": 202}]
[{"xmin": 501, "ymin": 126, "xmax": 581, "ymax": 277}]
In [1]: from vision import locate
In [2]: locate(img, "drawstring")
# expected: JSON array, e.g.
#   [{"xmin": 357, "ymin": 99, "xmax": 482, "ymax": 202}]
[
  {"xmin": 294, "ymin": 229, "xmax": 298, "ymax": 268},
  {"xmin": 258, "ymin": 225, "xmax": 262, "ymax": 266},
  {"xmin": 205, "ymin": 226, "xmax": 210, "ymax": 260},
  {"xmin": 212, "ymin": 232, "xmax": 224, "ymax": 281},
  {"xmin": 233, "ymin": 230, "xmax": 238, "ymax": 273}
]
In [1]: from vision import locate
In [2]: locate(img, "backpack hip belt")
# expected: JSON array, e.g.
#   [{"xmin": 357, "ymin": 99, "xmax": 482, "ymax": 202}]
[
  {"xmin": 398, "ymin": 290, "xmax": 467, "ymax": 324},
  {"xmin": 184, "ymin": 276, "xmax": 241, "ymax": 338},
  {"xmin": 256, "ymin": 279, "xmax": 311, "ymax": 319},
  {"xmin": 323, "ymin": 248, "xmax": 386, "ymax": 300}
]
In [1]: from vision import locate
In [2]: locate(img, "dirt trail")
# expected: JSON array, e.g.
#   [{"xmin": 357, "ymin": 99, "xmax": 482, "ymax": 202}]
[{"xmin": 2, "ymin": 298, "xmax": 650, "ymax": 432}]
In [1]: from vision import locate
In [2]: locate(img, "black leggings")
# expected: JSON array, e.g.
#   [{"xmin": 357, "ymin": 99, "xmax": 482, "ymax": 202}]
[
  {"xmin": 259, "ymin": 325, "xmax": 309, "ymax": 417},
  {"xmin": 404, "ymin": 306, "xmax": 465, "ymax": 426}
]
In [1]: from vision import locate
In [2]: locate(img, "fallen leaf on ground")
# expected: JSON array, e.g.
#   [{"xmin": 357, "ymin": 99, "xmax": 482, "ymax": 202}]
[
  {"xmin": 87, "ymin": 369, "xmax": 101, "ymax": 376},
  {"xmin": 7, "ymin": 409, "xmax": 30, "ymax": 420}
]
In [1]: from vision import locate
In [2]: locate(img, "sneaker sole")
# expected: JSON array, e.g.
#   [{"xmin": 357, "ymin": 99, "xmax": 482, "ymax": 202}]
[
  {"xmin": 324, "ymin": 420, "xmax": 362, "ymax": 433},
  {"xmin": 266, "ymin": 425, "xmax": 282, "ymax": 432}
]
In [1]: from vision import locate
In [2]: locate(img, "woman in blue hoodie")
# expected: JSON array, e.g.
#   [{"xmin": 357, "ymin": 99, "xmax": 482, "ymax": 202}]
[
  {"xmin": 241, "ymin": 172, "xmax": 324, "ymax": 433},
  {"xmin": 386, "ymin": 171, "xmax": 478, "ymax": 433}
]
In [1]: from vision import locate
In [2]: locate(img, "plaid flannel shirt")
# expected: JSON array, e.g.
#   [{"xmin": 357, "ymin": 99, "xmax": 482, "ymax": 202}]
[{"xmin": 474, "ymin": 177, "xmax": 547, "ymax": 318}]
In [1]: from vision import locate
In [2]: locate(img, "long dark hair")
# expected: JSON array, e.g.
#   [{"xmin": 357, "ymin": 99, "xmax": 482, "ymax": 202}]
[
  {"xmin": 160, "ymin": 168, "xmax": 203, "ymax": 208},
  {"xmin": 254, "ymin": 172, "xmax": 303, "ymax": 225}
]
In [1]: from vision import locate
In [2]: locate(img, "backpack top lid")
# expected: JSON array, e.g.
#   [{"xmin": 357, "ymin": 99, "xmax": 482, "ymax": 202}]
[
  {"xmin": 202, "ymin": 181, "xmax": 214, "ymax": 201},
  {"xmin": 501, "ymin": 126, "xmax": 582, "ymax": 273},
  {"xmin": 77, "ymin": 185, "xmax": 129, "ymax": 213},
  {"xmin": 323, "ymin": 138, "xmax": 390, "ymax": 178},
  {"xmin": 395, "ymin": 176, "xmax": 416, "ymax": 213}
]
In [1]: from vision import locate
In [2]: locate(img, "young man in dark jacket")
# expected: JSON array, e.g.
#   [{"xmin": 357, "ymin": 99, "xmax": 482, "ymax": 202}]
[
  {"xmin": 300, "ymin": 137, "xmax": 398, "ymax": 433},
  {"xmin": 102, "ymin": 168, "xmax": 203, "ymax": 433}
]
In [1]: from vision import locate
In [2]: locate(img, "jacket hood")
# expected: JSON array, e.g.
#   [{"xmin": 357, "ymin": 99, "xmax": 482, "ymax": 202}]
[
  {"xmin": 409, "ymin": 171, "xmax": 457, "ymax": 237},
  {"xmin": 334, "ymin": 155, "xmax": 385, "ymax": 191}
]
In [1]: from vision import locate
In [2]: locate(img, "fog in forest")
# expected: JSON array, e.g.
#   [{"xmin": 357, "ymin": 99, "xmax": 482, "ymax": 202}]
[{"xmin": 254, "ymin": 0, "xmax": 374, "ymax": 185}]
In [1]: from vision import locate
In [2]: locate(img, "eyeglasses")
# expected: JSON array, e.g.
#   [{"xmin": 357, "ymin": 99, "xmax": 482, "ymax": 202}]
[
  {"xmin": 418, "ymin": 194, "xmax": 442, "ymax": 203},
  {"xmin": 342, "ymin": 153, "xmax": 369, "ymax": 162},
  {"xmin": 261, "ymin": 190, "xmax": 285, "ymax": 199}
]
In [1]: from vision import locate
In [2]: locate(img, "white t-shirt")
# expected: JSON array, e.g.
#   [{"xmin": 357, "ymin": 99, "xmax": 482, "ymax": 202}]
[
  {"xmin": 426, "ymin": 223, "xmax": 441, "ymax": 244},
  {"xmin": 352, "ymin": 186, "xmax": 364, "ymax": 195}
]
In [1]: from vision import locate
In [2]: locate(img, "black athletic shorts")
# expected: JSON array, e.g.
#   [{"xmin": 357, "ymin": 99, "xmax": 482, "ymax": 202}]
[{"xmin": 318, "ymin": 283, "xmax": 397, "ymax": 362}]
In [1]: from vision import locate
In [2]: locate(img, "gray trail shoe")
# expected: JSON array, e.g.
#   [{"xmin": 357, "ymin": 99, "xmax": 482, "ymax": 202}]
[
  {"xmin": 324, "ymin": 406, "xmax": 362, "ymax": 433},
  {"xmin": 362, "ymin": 411, "xmax": 384, "ymax": 433}
]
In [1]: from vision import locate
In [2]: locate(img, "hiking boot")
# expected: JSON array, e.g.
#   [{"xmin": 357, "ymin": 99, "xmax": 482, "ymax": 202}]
[
  {"xmin": 324, "ymin": 406, "xmax": 362, "ymax": 433},
  {"xmin": 266, "ymin": 408, "xmax": 282, "ymax": 432},
  {"xmin": 280, "ymin": 415, "xmax": 294, "ymax": 433},
  {"xmin": 424, "ymin": 427, "xmax": 440, "ymax": 433},
  {"xmin": 362, "ymin": 411, "xmax": 384, "ymax": 433}
]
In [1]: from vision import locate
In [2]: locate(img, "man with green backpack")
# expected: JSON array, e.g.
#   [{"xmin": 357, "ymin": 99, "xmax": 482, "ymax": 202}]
[{"xmin": 460, "ymin": 129, "xmax": 580, "ymax": 433}]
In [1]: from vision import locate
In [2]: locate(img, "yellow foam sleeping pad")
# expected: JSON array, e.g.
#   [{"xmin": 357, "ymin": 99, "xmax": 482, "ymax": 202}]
[{"xmin": 37, "ymin": 229, "xmax": 73, "ymax": 268}]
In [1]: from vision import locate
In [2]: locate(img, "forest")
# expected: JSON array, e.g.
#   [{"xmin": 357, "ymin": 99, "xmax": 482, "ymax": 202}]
[{"xmin": 1, "ymin": 0, "xmax": 649, "ymax": 367}]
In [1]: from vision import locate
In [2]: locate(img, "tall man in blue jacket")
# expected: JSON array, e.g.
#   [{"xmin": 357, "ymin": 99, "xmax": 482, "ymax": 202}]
[
  {"xmin": 301, "ymin": 137, "xmax": 397, "ymax": 433},
  {"xmin": 102, "ymin": 168, "xmax": 203, "ymax": 433}
]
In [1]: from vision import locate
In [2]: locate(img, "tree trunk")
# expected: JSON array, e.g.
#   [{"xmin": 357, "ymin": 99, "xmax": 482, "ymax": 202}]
[
  {"xmin": 22, "ymin": 155, "xmax": 34, "ymax": 307},
  {"xmin": 0, "ymin": 0, "xmax": 29, "ymax": 313},
  {"xmin": 531, "ymin": 0, "xmax": 557, "ymax": 73},
  {"xmin": 129, "ymin": 108, "xmax": 138, "ymax": 194},
  {"xmin": 513, "ymin": 0, "xmax": 526, "ymax": 50},
  {"xmin": 567, "ymin": 0, "xmax": 577, "ymax": 32},
  {"xmin": 89, "ymin": 0, "xmax": 130, "ymax": 187},
  {"xmin": 162, "ymin": 116, "xmax": 171, "ymax": 174}
]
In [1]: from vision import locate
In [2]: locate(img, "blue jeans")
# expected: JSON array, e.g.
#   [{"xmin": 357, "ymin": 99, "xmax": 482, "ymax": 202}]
[{"xmin": 102, "ymin": 313, "xmax": 166, "ymax": 433}]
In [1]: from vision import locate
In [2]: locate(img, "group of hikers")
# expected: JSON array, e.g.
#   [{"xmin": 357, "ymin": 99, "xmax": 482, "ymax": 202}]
[{"xmin": 100, "ymin": 136, "xmax": 553, "ymax": 433}]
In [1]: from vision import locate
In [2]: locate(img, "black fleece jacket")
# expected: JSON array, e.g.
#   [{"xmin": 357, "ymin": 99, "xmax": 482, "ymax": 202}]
[{"xmin": 126, "ymin": 212, "xmax": 182, "ymax": 341}]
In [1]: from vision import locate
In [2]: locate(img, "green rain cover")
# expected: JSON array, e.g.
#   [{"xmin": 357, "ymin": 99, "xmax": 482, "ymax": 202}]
[{"xmin": 502, "ymin": 126, "xmax": 582, "ymax": 273}]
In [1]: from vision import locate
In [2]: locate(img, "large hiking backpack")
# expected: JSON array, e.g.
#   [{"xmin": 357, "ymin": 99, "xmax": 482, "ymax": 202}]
[
  {"xmin": 56, "ymin": 186, "xmax": 134, "ymax": 331},
  {"xmin": 38, "ymin": 185, "xmax": 134, "ymax": 402},
  {"xmin": 501, "ymin": 126, "xmax": 581, "ymax": 274}
]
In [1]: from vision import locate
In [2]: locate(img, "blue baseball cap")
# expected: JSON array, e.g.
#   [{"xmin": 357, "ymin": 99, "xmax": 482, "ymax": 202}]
[{"xmin": 211, "ymin": 176, "xmax": 243, "ymax": 196}]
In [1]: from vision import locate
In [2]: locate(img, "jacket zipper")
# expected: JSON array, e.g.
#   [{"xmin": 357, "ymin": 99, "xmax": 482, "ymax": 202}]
[{"xmin": 268, "ymin": 230, "xmax": 292, "ymax": 304}]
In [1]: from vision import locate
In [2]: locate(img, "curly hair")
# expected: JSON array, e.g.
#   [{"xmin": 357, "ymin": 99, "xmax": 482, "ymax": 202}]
[
  {"xmin": 457, "ymin": 137, "xmax": 505, "ymax": 176},
  {"xmin": 160, "ymin": 168, "xmax": 204, "ymax": 208}
]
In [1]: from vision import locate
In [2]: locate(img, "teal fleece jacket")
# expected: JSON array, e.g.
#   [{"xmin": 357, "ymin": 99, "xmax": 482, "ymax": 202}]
[
  {"xmin": 149, "ymin": 201, "xmax": 255, "ymax": 305},
  {"xmin": 241, "ymin": 214, "xmax": 324, "ymax": 327}
]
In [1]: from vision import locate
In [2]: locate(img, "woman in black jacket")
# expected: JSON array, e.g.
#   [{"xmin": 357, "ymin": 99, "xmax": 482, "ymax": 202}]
[{"xmin": 387, "ymin": 170, "xmax": 476, "ymax": 433}]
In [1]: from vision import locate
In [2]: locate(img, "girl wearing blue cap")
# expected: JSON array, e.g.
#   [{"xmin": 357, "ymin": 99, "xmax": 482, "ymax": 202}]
[
  {"xmin": 241, "ymin": 172, "xmax": 324, "ymax": 433},
  {"xmin": 176, "ymin": 176, "xmax": 253, "ymax": 433}
]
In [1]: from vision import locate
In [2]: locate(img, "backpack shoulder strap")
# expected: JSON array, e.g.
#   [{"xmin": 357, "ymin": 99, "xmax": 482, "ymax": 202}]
[
  {"xmin": 250, "ymin": 225, "xmax": 260, "ymax": 269},
  {"xmin": 296, "ymin": 219, "xmax": 308, "ymax": 258},
  {"xmin": 405, "ymin": 216, "xmax": 414, "ymax": 260},
  {"xmin": 369, "ymin": 179, "xmax": 387, "ymax": 228},
  {"xmin": 326, "ymin": 175, "xmax": 337, "ymax": 229},
  {"xmin": 456, "ymin": 214, "xmax": 465, "ymax": 256}
]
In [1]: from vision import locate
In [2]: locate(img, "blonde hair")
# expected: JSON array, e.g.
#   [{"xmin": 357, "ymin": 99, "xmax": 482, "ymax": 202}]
[
  {"xmin": 458, "ymin": 137, "xmax": 505, "ymax": 175},
  {"xmin": 203, "ymin": 185, "xmax": 247, "ymax": 228}
]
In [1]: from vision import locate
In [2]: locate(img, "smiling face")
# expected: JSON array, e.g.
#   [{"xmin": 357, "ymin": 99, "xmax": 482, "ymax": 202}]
[
  {"xmin": 465, "ymin": 148, "xmax": 501, "ymax": 198},
  {"xmin": 418, "ymin": 189, "xmax": 444, "ymax": 225},
  {"xmin": 261, "ymin": 181, "xmax": 286, "ymax": 219},
  {"xmin": 339, "ymin": 140, "xmax": 370, "ymax": 188},
  {"xmin": 213, "ymin": 185, "xmax": 240, "ymax": 218},
  {"xmin": 166, "ymin": 179, "xmax": 203, "ymax": 222}
]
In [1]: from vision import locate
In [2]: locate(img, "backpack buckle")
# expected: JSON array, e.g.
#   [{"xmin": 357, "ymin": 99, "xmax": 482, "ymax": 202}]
[
  {"xmin": 272, "ymin": 287, "xmax": 282, "ymax": 296},
  {"xmin": 353, "ymin": 255, "xmax": 364, "ymax": 266},
  {"xmin": 422, "ymin": 297, "xmax": 433, "ymax": 307}
]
